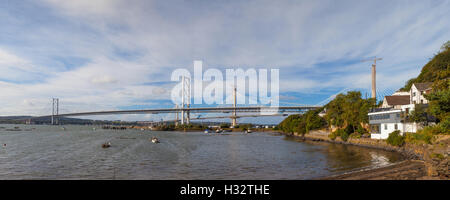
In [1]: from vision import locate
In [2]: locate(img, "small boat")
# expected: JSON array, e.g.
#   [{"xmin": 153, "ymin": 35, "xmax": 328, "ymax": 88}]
[
  {"xmin": 244, "ymin": 129, "xmax": 252, "ymax": 134},
  {"xmin": 102, "ymin": 142, "xmax": 111, "ymax": 148},
  {"xmin": 215, "ymin": 129, "xmax": 223, "ymax": 133},
  {"xmin": 140, "ymin": 128, "xmax": 145, "ymax": 131},
  {"xmin": 204, "ymin": 129, "xmax": 210, "ymax": 134},
  {"xmin": 151, "ymin": 137, "xmax": 160, "ymax": 143}
]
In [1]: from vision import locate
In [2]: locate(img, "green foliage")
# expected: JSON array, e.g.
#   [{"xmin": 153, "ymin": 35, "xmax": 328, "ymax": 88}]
[
  {"xmin": 439, "ymin": 116, "xmax": 450, "ymax": 134},
  {"xmin": 324, "ymin": 91, "xmax": 375, "ymax": 132},
  {"xmin": 397, "ymin": 41, "xmax": 450, "ymax": 135},
  {"xmin": 405, "ymin": 131, "xmax": 433, "ymax": 144},
  {"xmin": 328, "ymin": 131, "xmax": 338, "ymax": 140},
  {"xmin": 431, "ymin": 153, "xmax": 445, "ymax": 160},
  {"xmin": 356, "ymin": 124, "xmax": 368, "ymax": 134},
  {"xmin": 278, "ymin": 114, "xmax": 302, "ymax": 133},
  {"xmin": 441, "ymin": 40, "xmax": 450, "ymax": 52},
  {"xmin": 386, "ymin": 130, "xmax": 405, "ymax": 147},
  {"xmin": 341, "ymin": 131, "xmax": 350, "ymax": 142},
  {"xmin": 350, "ymin": 132, "xmax": 362, "ymax": 139},
  {"xmin": 334, "ymin": 128, "xmax": 344, "ymax": 136},
  {"xmin": 408, "ymin": 104, "xmax": 428, "ymax": 124},
  {"xmin": 404, "ymin": 123, "xmax": 448, "ymax": 144},
  {"xmin": 278, "ymin": 109, "xmax": 326, "ymax": 135},
  {"xmin": 400, "ymin": 41, "xmax": 450, "ymax": 91},
  {"xmin": 426, "ymin": 86, "xmax": 450, "ymax": 122}
]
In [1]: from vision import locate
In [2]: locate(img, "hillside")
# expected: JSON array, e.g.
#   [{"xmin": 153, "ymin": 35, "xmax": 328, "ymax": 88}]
[
  {"xmin": 401, "ymin": 41, "xmax": 450, "ymax": 91},
  {"xmin": 278, "ymin": 41, "xmax": 450, "ymax": 138}
]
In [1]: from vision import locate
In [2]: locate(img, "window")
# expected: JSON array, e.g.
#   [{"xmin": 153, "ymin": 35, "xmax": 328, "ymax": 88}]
[
  {"xmin": 394, "ymin": 124, "xmax": 398, "ymax": 130},
  {"xmin": 370, "ymin": 114, "xmax": 391, "ymax": 120},
  {"xmin": 413, "ymin": 92, "xmax": 416, "ymax": 97},
  {"xmin": 384, "ymin": 124, "xmax": 387, "ymax": 130},
  {"xmin": 421, "ymin": 99, "xmax": 424, "ymax": 104}
]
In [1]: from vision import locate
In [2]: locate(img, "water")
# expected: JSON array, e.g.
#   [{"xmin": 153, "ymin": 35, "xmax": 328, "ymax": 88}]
[{"xmin": 0, "ymin": 124, "xmax": 403, "ymax": 179}]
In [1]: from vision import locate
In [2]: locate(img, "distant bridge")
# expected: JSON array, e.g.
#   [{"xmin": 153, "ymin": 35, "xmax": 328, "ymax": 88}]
[
  {"xmin": 29, "ymin": 106, "xmax": 320, "ymax": 125},
  {"xmin": 37, "ymin": 106, "xmax": 318, "ymax": 117}
]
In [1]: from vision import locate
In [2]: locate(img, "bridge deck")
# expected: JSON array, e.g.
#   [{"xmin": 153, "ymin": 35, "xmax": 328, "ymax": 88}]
[{"xmin": 32, "ymin": 106, "xmax": 320, "ymax": 118}]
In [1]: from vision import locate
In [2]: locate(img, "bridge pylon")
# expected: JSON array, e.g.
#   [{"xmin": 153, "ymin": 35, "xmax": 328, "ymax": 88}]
[
  {"xmin": 231, "ymin": 86, "xmax": 237, "ymax": 126},
  {"xmin": 51, "ymin": 98, "xmax": 59, "ymax": 125},
  {"xmin": 180, "ymin": 76, "xmax": 191, "ymax": 125}
]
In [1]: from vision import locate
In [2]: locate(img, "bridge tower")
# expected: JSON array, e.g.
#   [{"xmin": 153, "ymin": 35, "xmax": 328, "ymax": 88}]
[
  {"xmin": 180, "ymin": 76, "xmax": 191, "ymax": 125},
  {"xmin": 231, "ymin": 86, "xmax": 237, "ymax": 127},
  {"xmin": 361, "ymin": 57, "xmax": 382, "ymax": 101},
  {"xmin": 51, "ymin": 98, "xmax": 59, "ymax": 125}
]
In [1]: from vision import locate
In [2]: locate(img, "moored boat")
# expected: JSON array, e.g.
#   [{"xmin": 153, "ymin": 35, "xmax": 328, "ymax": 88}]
[
  {"xmin": 151, "ymin": 137, "xmax": 160, "ymax": 143},
  {"xmin": 102, "ymin": 142, "xmax": 111, "ymax": 148}
]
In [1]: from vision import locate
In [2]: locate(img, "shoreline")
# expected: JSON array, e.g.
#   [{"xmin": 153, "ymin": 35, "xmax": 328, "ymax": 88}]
[{"xmin": 279, "ymin": 130, "xmax": 448, "ymax": 180}]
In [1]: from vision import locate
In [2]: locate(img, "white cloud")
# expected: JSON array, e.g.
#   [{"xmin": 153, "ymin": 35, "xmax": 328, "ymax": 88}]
[{"xmin": 0, "ymin": 0, "xmax": 448, "ymax": 120}]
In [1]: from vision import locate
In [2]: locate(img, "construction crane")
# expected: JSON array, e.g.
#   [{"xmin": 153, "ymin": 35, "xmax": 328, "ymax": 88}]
[{"xmin": 361, "ymin": 57, "xmax": 382, "ymax": 101}]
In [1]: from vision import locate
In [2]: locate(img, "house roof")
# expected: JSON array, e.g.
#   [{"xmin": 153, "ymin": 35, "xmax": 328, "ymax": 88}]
[
  {"xmin": 413, "ymin": 82, "xmax": 433, "ymax": 91},
  {"xmin": 384, "ymin": 95, "xmax": 410, "ymax": 106}
]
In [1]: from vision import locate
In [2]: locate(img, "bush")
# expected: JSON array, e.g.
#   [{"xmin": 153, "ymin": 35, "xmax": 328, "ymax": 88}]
[
  {"xmin": 405, "ymin": 126, "xmax": 439, "ymax": 144},
  {"xmin": 329, "ymin": 129, "xmax": 345, "ymax": 141},
  {"xmin": 356, "ymin": 125, "xmax": 368, "ymax": 135},
  {"xmin": 328, "ymin": 131, "xmax": 337, "ymax": 140},
  {"xmin": 341, "ymin": 131, "xmax": 350, "ymax": 141},
  {"xmin": 439, "ymin": 116, "xmax": 450, "ymax": 134},
  {"xmin": 405, "ymin": 132, "xmax": 432, "ymax": 144},
  {"xmin": 386, "ymin": 130, "xmax": 405, "ymax": 147},
  {"xmin": 350, "ymin": 132, "xmax": 362, "ymax": 139},
  {"xmin": 335, "ymin": 128, "xmax": 344, "ymax": 136}
]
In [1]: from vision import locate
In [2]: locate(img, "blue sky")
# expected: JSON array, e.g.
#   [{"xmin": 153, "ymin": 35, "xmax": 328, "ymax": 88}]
[{"xmin": 0, "ymin": 0, "xmax": 449, "ymax": 122}]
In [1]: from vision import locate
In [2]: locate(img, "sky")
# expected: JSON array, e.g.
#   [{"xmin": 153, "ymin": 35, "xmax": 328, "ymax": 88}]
[{"xmin": 0, "ymin": 0, "xmax": 449, "ymax": 122}]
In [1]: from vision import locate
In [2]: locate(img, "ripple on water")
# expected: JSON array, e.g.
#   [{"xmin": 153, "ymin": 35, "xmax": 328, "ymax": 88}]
[{"xmin": 0, "ymin": 125, "xmax": 404, "ymax": 179}]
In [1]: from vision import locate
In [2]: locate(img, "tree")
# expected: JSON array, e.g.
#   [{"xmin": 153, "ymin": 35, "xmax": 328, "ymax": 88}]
[
  {"xmin": 324, "ymin": 91, "xmax": 375, "ymax": 135},
  {"xmin": 426, "ymin": 86, "xmax": 450, "ymax": 122},
  {"xmin": 441, "ymin": 40, "xmax": 450, "ymax": 52},
  {"xmin": 278, "ymin": 108, "xmax": 326, "ymax": 135},
  {"xmin": 408, "ymin": 104, "xmax": 428, "ymax": 125}
]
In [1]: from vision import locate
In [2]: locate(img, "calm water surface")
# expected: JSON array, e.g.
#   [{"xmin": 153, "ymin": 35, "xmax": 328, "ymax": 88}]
[{"xmin": 0, "ymin": 124, "xmax": 403, "ymax": 179}]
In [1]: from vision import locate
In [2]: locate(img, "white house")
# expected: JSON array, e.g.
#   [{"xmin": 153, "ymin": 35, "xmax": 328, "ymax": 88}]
[
  {"xmin": 410, "ymin": 82, "xmax": 432, "ymax": 104},
  {"xmin": 368, "ymin": 82, "xmax": 432, "ymax": 139}
]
